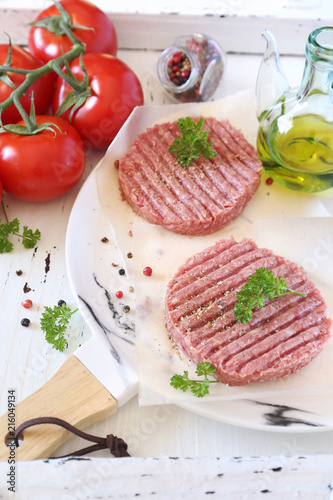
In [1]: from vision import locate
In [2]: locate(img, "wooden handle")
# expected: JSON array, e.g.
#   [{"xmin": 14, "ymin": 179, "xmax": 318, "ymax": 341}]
[{"xmin": 0, "ymin": 355, "xmax": 117, "ymax": 461}]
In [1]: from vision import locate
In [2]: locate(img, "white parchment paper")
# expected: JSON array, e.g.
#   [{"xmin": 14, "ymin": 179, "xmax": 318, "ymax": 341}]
[
  {"xmin": 96, "ymin": 89, "xmax": 332, "ymax": 273},
  {"xmin": 95, "ymin": 89, "xmax": 333, "ymax": 405},
  {"xmin": 129, "ymin": 217, "xmax": 333, "ymax": 405}
]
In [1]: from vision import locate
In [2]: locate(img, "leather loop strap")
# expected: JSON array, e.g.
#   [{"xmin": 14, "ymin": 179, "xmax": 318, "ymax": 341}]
[{"xmin": 14, "ymin": 416, "xmax": 130, "ymax": 458}]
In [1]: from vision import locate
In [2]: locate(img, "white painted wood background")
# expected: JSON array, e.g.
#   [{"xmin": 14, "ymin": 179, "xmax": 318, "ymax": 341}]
[
  {"xmin": 1, "ymin": 455, "xmax": 333, "ymax": 499},
  {"xmin": 0, "ymin": 0, "xmax": 332, "ymax": 54},
  {"xmin": 0, "ymin": 0, "xmax": 330, "ymax": 16}
]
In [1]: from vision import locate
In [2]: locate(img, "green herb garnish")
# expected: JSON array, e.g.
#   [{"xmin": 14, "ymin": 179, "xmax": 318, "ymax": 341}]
[
  {"xmin": 169, "ymin": 117, "xmax": 217, "ymax": 168},
  {"xmin": 234, "ymin": 267, "xmax": 306, "ymax": 324},
  {"xmin": 170, "ymin": 361, "xmax": 218, "ymax": 398},
  {"xmin": 40, "ymin": 303, "xmax": 78, "ymax": 352},
  {"xmin": 0, "ymin": 201, "xmax": 41, "ymax": 253}
]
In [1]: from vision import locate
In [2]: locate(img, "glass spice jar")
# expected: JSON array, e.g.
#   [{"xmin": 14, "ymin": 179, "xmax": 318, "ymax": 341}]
[{"xmin": 157, "ymin": 33, "xmax": 226, "ymax": 103}]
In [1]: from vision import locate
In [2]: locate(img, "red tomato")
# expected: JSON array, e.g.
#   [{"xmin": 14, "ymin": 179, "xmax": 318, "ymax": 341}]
[
  {"xmin": 0, "ymin": 179, "xmax": 2, "ymax": 204},
  {"xmin": 28, "ymin": 0, "xmax": 117, "ymax": 63},
  {"xmin": 0, "ymin": 45, "xmax": 55, "ymax": 125},
  {"xmin": 52, "ymin": 53, "xmax": 144, "ymax": 149},
  {"xmin": 0, "ymin": 116, "xmax": 85, "ymax": 202}
]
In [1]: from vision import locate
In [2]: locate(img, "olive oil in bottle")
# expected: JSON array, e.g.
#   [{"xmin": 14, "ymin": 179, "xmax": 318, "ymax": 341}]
[{"xmin": 257, "ymin": 114, "xmax": 333, "ymax": 193}]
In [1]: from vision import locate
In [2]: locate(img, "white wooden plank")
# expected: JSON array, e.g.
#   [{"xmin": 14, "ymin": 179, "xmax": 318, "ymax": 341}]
[
  {"xmin": 0, "ymin": 455, "xmax": 332, "ymax": 499},
  {"xmin": 111, "ymin": 13, "xmax": 327, "ymax": 54},
  {"xmin": 0, "ymin": 0, "xmax": 331, "ymax": 17},
  {"xmin": 0, "ymin": 9, "xmax": 331, "ymax": 54}
]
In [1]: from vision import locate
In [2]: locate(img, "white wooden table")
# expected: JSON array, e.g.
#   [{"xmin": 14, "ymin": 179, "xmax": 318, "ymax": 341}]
[{"xmin": 0, "ymin": 3, "xmax": 333, "ymax": 497}]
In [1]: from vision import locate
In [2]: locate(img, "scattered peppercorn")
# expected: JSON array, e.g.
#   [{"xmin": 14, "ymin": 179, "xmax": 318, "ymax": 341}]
[
  {"xmin": 129, "ymin": 286, "xmax": 134, "ymax": 293},
  {"xmin": 112, "ymin": 263, "xmax": 118, "ymax": 267},
  {"xmin": 114, "ymin": 160, "xmax": 119, "ymax": 169},
  {"xmin": 116, "ymin": 291, "xmax": 123, "ymax": 299},
  {"xmin": 21, "ymin": 318, "xmax": 30, "ymax": 327},
  {"xmin": 118, "ymin": 269, "xmax": 125, "ymax": 276},
  {"xmin": 129, "ymin": 230, "xmax": 133, "ymax": 237},
  {"xmin": 143, "ymin": 266, "xmax": 153, "ymax": 276},
  {"xmin": 21, "ymin": 299, "xmax": 33, "ymax": 309},
  {"xmin": 266, "ymin": 177, "xmax": 274, "ymax": 185},
  {"xmin": 58, "ymin": 300, "xmax": 66, "ymax": 306},
  {"xmin": 123, "ymin": 305, "xmax": 130, "ymax": 313},
  {"xmin": 127, "ymin": 252, "xmax": 133, "ymax": 259},
  {"xmin": 16, "ymin": 270, "xmax": 23, "ymax": 276},
  {"xmin": 101, "ymin": 237, "xmax": 109, "ymax": 243}
]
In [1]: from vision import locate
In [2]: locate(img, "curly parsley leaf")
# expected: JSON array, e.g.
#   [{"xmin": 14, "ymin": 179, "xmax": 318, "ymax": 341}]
[
  {"xmin": 0, "ymin": 202, "xmax": 41, "ymax": 253},
  {"xmin": 0, "ymin": 218, "xmax": 19, "ymax": 253},
  {"xmin": 234, "ymin": 267, "xmax": 306, "ymax": 324},
  {"xmin": 21, "ymin": 226, "xmax": 41, "ymax": 249},
  {"xmin": 169, "ymin": 117, "xmax": 217, "ymax": 169},
  {"xmin": 170, "ymin": 362, "xmax": 218, "ymax": 398},
  {"xmin": 40, "ymin": 303, "xmax": 78, "ymax": 352}
]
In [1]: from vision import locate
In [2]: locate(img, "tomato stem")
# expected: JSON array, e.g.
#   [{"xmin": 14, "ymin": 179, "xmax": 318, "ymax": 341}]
[
  {"xmin": 58, "ymin": 17, "xmax": 83, "ymax": 46},
  {"xmin": 12, "ymin": 93, "xmax": 34, "ymax": 132},
  {"xmin": 51, "ymin": 55, "xmax": 88, "ymax": 94},
  {"xmin": 0, "ymin": 0, "xmax": 90, "ymax": 130},
  {"xmin": 0, "ymin": 0, "xmax": 120, "ymax": 137},
  {"xmin": 1, "ymin": 199, "xmax": 9, "ymax": 223},
  {"xmin": 0, "ymin": 42, "xmax": 85, "ymax": 127},
  {"xmin": 0, "ymin": 66, "xmax": 32, "ymax": 76}
]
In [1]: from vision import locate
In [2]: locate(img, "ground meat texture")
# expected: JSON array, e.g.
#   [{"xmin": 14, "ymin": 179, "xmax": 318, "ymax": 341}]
[
  {"xmin": 165, "ymin": 237, "xmax": 332, "ymax": 386},
  {"xmin": 117, "ymin": 117, "xmax": 262, "ymax": 236}
]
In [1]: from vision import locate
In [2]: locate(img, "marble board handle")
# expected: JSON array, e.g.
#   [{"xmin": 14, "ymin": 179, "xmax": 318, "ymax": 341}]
[{"xmin": 0, "ymin": 355, "xmax": 117, "ymax": 461}]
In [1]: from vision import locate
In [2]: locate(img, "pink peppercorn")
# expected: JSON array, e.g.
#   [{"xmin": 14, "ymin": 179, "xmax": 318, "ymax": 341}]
[
  {"xmin": 173, "ymin": 52, "xmax": 182, "ymax": 64},
  {"xmin": 21, "ymin": 299, "xmax": 33, "ymax": 309},
  {"xmin": 143, "ymin": 266, "xmax": 153, "ymax": 277}
]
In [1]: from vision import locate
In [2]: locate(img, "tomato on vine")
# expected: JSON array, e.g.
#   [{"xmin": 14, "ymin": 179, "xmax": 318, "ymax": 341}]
[
  {"xmin": 0, "ymin": 115, "xmax": 85, "ymax": 202},
  {"xmin": 28, "ymin": 0, "xmax": 118, "ymax": 63},
  {"xmin": 0, "ymin": 44, "xmax": 55, "ymax": 125},
  {"xmin": 52, "ymin": 53, "xmax": 144, "ymax": 149}
]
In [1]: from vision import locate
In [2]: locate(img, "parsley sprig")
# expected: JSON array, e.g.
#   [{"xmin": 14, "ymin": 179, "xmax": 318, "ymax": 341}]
[
  {"xmin": 169, "ymin": 117, "xmax": 217, "ymax": 169},
  {"xmin": 0, "ymin": 200, "xmax": 41, "ymax": 253},
  {"xmin": 40, "ymin": 303, "xmax": 78, "ymax": 352},
  {"xmin": 234, "ymin": 267, "xmax": 306, "ymax": 324},
  {"xmin": 170, "ymin": 362, "xmax": 218, "ymax": 398}
]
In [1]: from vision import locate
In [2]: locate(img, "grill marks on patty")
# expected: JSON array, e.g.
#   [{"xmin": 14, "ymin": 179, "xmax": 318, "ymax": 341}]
[
  {"xmin": 165, "ymin": 237, "xmax": 332, "ymax": 386},
  {"xmin": 118, "ymin": 117, "xmax": 262, "ymax": 236}
]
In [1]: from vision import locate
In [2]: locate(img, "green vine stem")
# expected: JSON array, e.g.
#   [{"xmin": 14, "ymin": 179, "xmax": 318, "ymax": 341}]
[
  {"xmin": 12, "ymin": 92, "xmax": 34, "ymax": 130},
  {"xmin": 1, "ymin": 199, "xmax": 9, "ymax": 223},
  {"xmin": 0, "ymin": 43, "xmax": 84, "ymax": 109},
  {"xmin": 0, "ymin": 1, "xmax": 88, "ymax": 133}
]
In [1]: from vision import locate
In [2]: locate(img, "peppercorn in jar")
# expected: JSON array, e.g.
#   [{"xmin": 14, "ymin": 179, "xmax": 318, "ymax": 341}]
[{"xmin": 157, "ymin": 33, "xmax": 225, "ymax": 103}]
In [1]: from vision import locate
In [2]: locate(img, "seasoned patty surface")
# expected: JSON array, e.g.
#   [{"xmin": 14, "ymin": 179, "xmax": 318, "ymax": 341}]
[
  {"xmin": 165, "ymin": 237, "xmax": 332, "ymax": 386},
  {"xmin": 118, "ymin": 117, "xmax": 262, "ymax": 236}
]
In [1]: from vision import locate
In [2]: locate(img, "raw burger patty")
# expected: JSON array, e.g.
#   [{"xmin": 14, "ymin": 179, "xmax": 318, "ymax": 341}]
[
  {"xmin": 165, "ymin": 237, "xmax": 332, "ymax": 386},
  {"xmin": 117, "ymin": 117, "xmax": 262, "ymax": 236}
]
